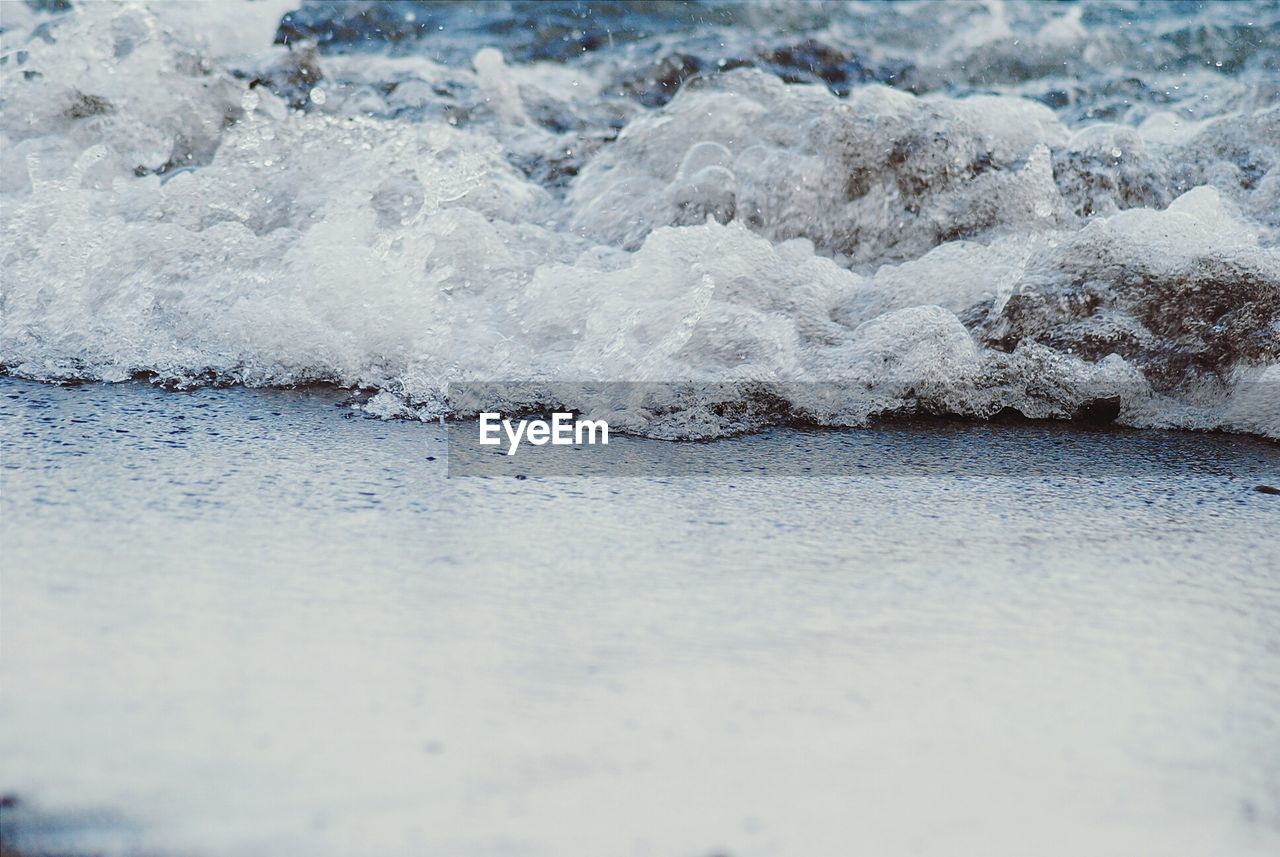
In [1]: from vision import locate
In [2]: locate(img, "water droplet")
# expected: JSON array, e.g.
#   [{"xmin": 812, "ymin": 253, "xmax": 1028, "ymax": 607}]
[
  {"xmin": 240, "ymin": 89, "xmax": 259, "ymax": 112},
  {"xmin": 309, "ymin": 87, "xmax": 327, "ymax": 106},
  {"xmin": 1110, "ymin": 148, "xmax": 1122, "ymax": 158}
]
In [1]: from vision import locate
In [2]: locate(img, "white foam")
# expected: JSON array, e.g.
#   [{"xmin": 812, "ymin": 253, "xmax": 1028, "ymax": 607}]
[{"xmin": 2, "ymin": 1, "xmax": 1277, "ymax": 438}]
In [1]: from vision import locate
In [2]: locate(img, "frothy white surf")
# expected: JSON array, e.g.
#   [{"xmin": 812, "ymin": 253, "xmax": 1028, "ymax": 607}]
[{"xmin": 2, "ymin": 1, "xmax": 1277, "ymax": 437}]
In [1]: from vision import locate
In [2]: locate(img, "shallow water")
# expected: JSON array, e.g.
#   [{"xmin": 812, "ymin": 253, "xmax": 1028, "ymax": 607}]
[{"xmin": 2, "ymin": 378, "xmax": 1278, "ymax": 856}]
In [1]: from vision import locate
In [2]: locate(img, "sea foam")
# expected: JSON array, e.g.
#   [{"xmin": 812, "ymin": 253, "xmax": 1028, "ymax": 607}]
[{"xmin": 1, "ymin": 1, "xmax": 1277, "ymax": 437}]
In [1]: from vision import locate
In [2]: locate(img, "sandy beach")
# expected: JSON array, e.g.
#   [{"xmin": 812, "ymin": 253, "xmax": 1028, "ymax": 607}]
[{"xmin": 2, "ymin": 378, "xmax": 1277, "ymax": 856}]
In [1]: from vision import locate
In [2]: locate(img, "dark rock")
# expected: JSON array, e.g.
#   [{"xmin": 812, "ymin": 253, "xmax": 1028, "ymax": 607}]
[
  {"xmin": 759, "ymin": 39, "xmax": 911, "ymax": 97},
  {"xmin": 990, "ymin": 406, "xmax": 1032, "ymax": 423},
  {"xmin": 64, "ymin": 91, "xmax": 115, "ymax": 119},
  {"xmin": 1255, "ymin": 484, "xmax": 1280, "ymax": 495},
  {"xmin": 971, "ymin": 249, "xmax": 1280, "ymax": 391},
  {"xmin": 615, "ymin": 53, "xmax": 704, "ymax": 108},
  {"xmin": 1072, "ymin": 396, "xmax": 1123, "ymax": 426}
]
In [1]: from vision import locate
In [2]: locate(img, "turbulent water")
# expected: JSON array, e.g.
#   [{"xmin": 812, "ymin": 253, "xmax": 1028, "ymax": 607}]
[{"xmin": 1, "ymin": 0, "xmax": 1278, "ymax": 438}]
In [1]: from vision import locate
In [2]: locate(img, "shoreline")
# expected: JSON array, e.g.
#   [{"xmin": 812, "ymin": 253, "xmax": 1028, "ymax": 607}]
[{"xmin": 4, "ymin": 374, "xmax": 1278, "ymax": 446}]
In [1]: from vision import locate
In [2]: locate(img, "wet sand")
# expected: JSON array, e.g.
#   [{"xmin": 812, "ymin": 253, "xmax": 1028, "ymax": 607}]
[{"xmin": 1, "ymin": 378, "xmax": 1278, "ymax": 857}]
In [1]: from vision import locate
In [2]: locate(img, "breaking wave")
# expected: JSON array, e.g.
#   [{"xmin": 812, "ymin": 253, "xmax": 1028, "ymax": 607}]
[{"xmin": 2, "ymin": 0, "xmax": 1278, "ymax": 437}]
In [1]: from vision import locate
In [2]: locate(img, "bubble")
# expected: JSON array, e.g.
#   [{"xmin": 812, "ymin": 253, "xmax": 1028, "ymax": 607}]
[
  {"xmin": 240, "ymin": 88, "xmax": 260, "ymax": 112},
  {"xmin": 309, "ymin": 87, "xmax": 327, "ymax": 106}
]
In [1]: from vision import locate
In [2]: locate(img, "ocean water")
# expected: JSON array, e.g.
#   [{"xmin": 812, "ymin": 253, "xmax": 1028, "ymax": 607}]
[
  {"xmin": 1, "ymin": 377, "xmax": 1279, "ymax": 857},
  {"xmin": 0, "ymin": 0, "xmax": 1277, "ymax": 435}
]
